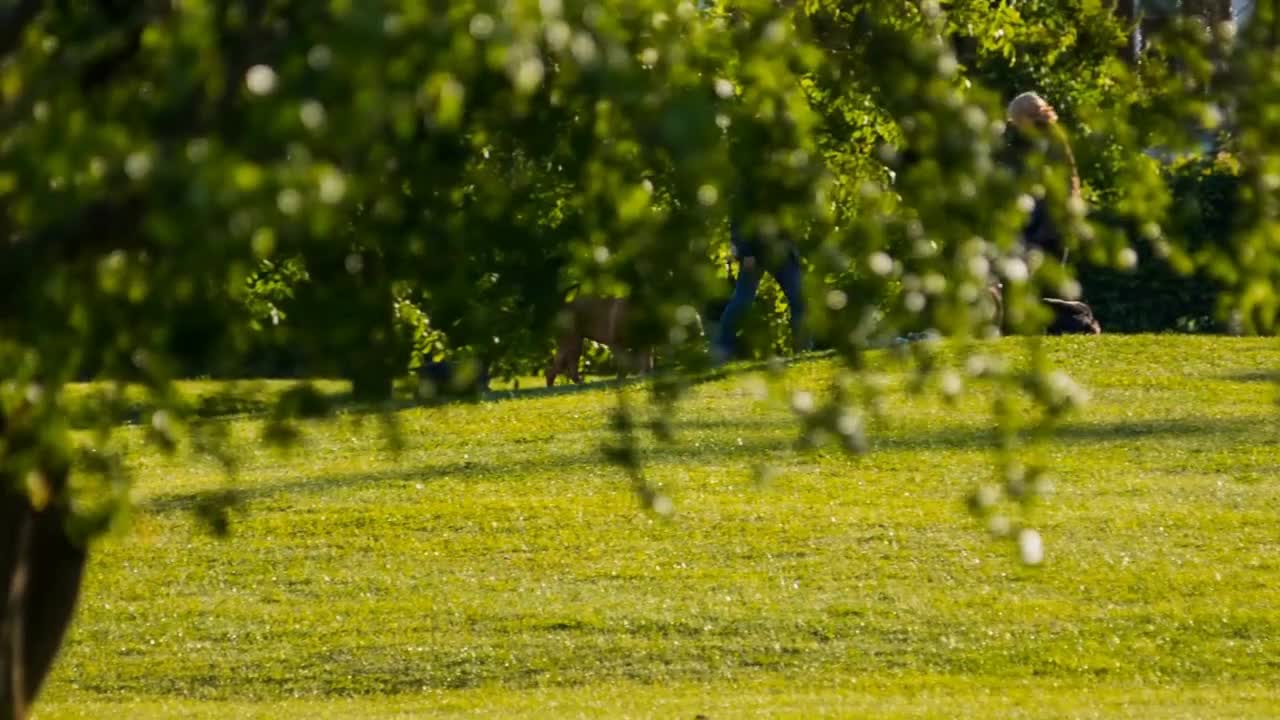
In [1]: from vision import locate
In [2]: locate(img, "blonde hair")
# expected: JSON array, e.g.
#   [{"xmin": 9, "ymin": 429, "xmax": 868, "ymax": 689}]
[
  {"xmin": 1008, "ymin": 91, "xmax": 1080, "ymax": 197},
  {"xmin": 1007, "ymin": 92, "xmax": 1058, "ymax": 126}
]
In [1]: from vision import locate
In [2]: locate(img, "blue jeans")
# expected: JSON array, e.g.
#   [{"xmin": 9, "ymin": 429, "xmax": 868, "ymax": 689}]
[{"xmin": 714, "ymin": 255, "xmax": 809, "ymax": 357}]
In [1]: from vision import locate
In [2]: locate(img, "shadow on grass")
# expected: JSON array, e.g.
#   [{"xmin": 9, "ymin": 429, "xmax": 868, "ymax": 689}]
[
  {"xmin": 63, "ymin": 351, "xmax": 828, "ymax": 431},
  {"xmin": 66, "ymin": 370, "xmax": 686, "ymax": 430},
  {"xmin": 485, "ymin": 374, "xmax": 651, "ymax": 402},
  {"xmin": 676, "ymin": 414, "xmax": 1268, "ymax": 452},
  {"xmin": 483, "ymin": 354, "xmax": 819, "ymax": 404},
  {"xmin": 139, "ymin": 414, "xmax": 1269, "ymax": 517},
  {"xmin": 63, "ymin": 385, "xmax": 353, "ymax": 431},
  {"xmin": 139, "ymin": 461, "xmax": 481, "ymax": 515},
  {"xmin": 1221, "ymin": 370, "xmax": 1280, "ymax": 385}
]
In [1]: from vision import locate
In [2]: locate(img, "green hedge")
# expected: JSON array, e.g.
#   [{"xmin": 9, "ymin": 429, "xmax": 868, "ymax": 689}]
[{"xmin": 1083, "ymin": 154, "xmax": 1237, "ymax": 333}]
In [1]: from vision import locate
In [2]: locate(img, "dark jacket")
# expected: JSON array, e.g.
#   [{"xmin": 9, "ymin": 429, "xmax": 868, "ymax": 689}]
[{"xmin": 1001, "ymin": 122, "xmax": 1081, "ymax": 262}]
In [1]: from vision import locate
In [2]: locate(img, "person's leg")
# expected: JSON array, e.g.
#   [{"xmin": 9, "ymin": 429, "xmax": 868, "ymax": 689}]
[
  {"xmin": 714, "ymin": 262, "xmax": 763, "ymax": 360},
  {"xmin": 772, "ymin": 257, "xmax": 812, "ymax": 352}
]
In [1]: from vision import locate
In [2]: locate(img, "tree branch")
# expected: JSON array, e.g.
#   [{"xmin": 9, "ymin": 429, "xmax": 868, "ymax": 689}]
[
  {"xmin": 0, "ymin": 192, "xmax": 148, "ymax": 320},
  {"xmin": 78, "ymin": 20, "xmax": 145, "ymax": 92},
  {"xmin": 0, "ymin": 0, "xmax": 44, "ymax": 60},
  {"xmin": 213, "ymin": 0, "xmax": 268, "ymax": 123}
]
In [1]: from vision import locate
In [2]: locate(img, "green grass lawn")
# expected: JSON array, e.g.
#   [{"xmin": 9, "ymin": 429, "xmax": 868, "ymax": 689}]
[{"xmin": 34, "ymin": 336, "xmax": 1280, "ymax": 718}]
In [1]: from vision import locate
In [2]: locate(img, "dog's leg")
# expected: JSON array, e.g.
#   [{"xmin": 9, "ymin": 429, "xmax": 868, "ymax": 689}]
[
  {"xmin": 547, "ymin": 335, "xmax": 572, "ymax": 387},
  {"xmin": 611, "ymin": 347, "xmax": 630, "ymax": 380},
  {"xmin": 568, "ymin": 335, "xmax": 585, "ymax": 384},
  {"xmin": 545, "ymin": 351, "xmax": 559, "ymax": 388}
]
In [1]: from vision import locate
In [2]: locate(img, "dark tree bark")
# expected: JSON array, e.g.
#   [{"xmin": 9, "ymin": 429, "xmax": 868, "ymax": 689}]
[{"xmin": 1, "ymin": 409, "xmax": 86, "ymax": 720}]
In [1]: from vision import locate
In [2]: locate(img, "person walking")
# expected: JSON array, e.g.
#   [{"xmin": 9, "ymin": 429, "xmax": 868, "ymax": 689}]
[
  {"xmin": 711, "ymin": 220, "xmax": 810, "ymax": 364},
  {"xmin": 1002, "ymin": 91, "xmax": 1083, "ymax": 264},
  {"xmin": 998, "ymin": 91, "xmax": 1100, "ymax": 334}
]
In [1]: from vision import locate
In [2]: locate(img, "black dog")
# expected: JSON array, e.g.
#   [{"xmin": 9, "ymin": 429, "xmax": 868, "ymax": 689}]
[
  {"xmin": 1044, "ymin": 298, "xmax": 1101, "ymax": 335},
  {"xmin": 991, "ymin": 284, "xmax": 1101, "ymax": 336},
  {"xmin": 417, "ymin": 357, "xmax": 489, "ymax": 399}
]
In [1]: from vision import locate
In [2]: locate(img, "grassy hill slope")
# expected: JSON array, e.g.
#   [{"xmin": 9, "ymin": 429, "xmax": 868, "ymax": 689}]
[{"xmin": 35, "ymin": 336, "xmax": 1280, "ymax": 719}]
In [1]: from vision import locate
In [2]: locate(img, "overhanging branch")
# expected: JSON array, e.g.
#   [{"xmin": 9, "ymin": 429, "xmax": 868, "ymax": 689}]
[
  {"xmin": 0, "ymin": 193, "xmax": 148, "ymax": 320},
  {"xmin": 0, "ymin": 0, "xmax": 44, "ymax": 59}
]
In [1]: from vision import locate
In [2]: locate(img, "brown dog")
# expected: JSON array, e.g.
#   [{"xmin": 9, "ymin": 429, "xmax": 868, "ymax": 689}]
[{"xmin": 546, "ymin": 296, "xmax": 654, "ymax": 386}]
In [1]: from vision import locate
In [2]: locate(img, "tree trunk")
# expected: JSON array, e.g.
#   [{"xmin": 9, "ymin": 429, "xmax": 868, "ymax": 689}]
[
  {"xmin": 343, "ymin": 262, "xmax": 401, "ymax": 404},
  {"xmin": 0, "ymin": 485, "xmax": 87, "ymax": 720},
  {"xmin": 286, "ymin": 244, "xmax": 405, "ymax": 403},
  {"xmin": 348, "ymin": 362, "xmax": 396, "ymax": 403},
  {"xmin": 1, "ymin": 400, "xmax": 87, "ymax": 720},
  {"xmin": 1115, "ymin": 0, "xmax": 1140, "ymax": 62}
]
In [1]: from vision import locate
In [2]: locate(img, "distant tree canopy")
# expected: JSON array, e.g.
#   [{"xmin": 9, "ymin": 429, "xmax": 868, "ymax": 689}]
[{"xmin": 4, "ymin": 0, "xmax": 1280, "ymax": 717}]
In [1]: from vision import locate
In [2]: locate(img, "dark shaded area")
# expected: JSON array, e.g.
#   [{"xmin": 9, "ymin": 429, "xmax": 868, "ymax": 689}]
[
  {"xmin": 1081, "ymin": 159, "xmax": 1236, "ymax": 334},
  {"xmin": 1221, "ymin": 370, "xmax": 1280, "ymax": 385},
  {"xmin": 66, "ymin": 354, "xmax": 803, "ymax": 432}
]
